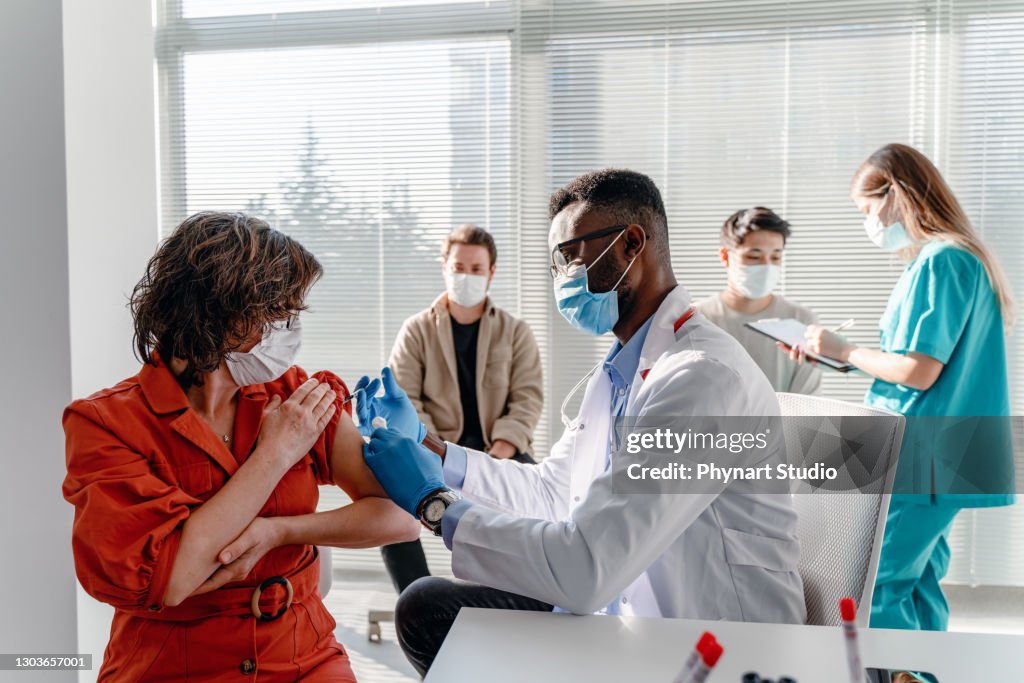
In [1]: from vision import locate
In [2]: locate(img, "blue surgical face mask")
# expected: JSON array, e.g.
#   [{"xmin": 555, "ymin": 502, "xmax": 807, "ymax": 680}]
[
  {"xmin": 553, "ymin": 231, "xmax": 644, "ymax": 336},
  {"xmin": 864, "ymin": 214, "xmax": 912, "ymax": 251}
]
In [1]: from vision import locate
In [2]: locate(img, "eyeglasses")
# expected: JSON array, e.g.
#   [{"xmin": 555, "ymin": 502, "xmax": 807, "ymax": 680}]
[
  {"xmin": 549, "ymin": 224, "xmax": 629, "ymax": 279},
  {"xmin": 267, "ymin": 315, "xmax": 299, "ymax": 332}
]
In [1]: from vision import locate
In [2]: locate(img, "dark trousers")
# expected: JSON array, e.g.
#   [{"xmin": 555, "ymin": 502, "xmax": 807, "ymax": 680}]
[
  {"xmin": 380, "ymin": 450, "xmax": 536, "ymax": 595},
  {"xmin": 381, "ymin": 540, "xmax": 431, "ymax": 594},
  {"xmin": 395, "ymin": 576, "xmax": 554, "ymax": 677}
]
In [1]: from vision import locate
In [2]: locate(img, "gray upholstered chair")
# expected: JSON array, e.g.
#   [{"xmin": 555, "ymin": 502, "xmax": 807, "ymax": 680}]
[{"xmin": 777, "ymin": 392, "xmax": 905, "ymax": 626}]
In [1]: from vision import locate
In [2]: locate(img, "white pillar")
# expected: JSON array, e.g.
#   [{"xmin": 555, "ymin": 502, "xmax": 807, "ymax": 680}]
[
  {"xmin": 61, "ymin": 1, "xmax": 160, "ymax": 681},
  {"xmin": 0, "ymin": 1, "xmax": 77, "ymax": 681}
]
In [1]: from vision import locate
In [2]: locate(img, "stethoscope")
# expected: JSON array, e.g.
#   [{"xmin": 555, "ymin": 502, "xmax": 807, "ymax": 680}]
[
  {"xmin": 560, "ymin": 360, "xmax": 603, "ymax": 430},
  {"xmin": 559, "ymin": 304, "xmax": 698, "ymax": 431}
]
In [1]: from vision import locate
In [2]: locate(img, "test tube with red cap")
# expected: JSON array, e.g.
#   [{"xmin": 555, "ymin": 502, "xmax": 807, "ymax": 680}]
[
  {"xmin": 674, "ymin": 632, "xmax": 716, "ymax": 682},
  {"xmin": 840, "ymin": 597, "xmax": 865, "ymax": 683},
  {"xmin": 679, "ymin": 636, "xmax": 724, "ymax": 683}
]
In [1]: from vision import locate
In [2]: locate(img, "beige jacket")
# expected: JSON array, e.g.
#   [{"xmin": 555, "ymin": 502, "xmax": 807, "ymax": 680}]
[{"xmin": 388, "ymin": 294, "xmax": 543, "ymax": 456}]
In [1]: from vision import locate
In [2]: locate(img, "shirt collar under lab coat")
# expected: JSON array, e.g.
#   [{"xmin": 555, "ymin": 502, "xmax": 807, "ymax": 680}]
[{"xmin": 603, "ymin": 315, "xmax": 655, "ymax": 395}]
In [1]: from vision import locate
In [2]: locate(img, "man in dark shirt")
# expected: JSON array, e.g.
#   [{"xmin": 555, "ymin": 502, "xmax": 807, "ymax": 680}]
[
  {"xmin": 451, "ymin": 316, "xmax": 486, "ymax": 451},
  {"xmin": 383, "ymin": 224, "xmax": 544, "ymax": 592}
]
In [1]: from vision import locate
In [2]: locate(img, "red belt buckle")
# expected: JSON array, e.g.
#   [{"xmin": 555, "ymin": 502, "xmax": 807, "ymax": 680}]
[{"xmin": 250, "ymin": 576, "xmax": 293, "ymax": 622}]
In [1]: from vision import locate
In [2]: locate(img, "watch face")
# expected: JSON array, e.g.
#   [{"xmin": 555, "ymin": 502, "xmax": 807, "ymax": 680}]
[{"xmin": 425, "ymin": 498, "xmax": 447, "ymax": 523}]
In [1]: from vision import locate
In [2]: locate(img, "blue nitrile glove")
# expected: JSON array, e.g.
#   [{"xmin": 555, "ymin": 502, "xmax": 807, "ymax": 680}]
[
  {"xmin": 363, "ymin": 427, "xmax": 445, "ymax": 516},
  {"xmin": 353, "ymin": 375, "xmax": 381, "ymax": 415},
  {"xmin": 355, "ymin": 367, "xmax": 427, "ymax": 442}
]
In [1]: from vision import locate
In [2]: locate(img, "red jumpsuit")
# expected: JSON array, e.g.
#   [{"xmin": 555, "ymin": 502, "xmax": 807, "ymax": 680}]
[{"xmin": 63, "ymin": 355, "xmax": 358, "ymax": 681}]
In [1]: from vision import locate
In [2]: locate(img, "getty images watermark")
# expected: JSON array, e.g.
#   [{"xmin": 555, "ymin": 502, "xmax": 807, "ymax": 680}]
[
  {"xmin": 610, "ymin": 415, "xmax": 1022, "ymax": 496},
  {"xmin": 622, "ymin": 427, "xmax": 839, "ymax": 484}
]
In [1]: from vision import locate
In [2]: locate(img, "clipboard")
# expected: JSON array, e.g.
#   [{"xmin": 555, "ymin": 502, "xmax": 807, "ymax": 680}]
[{"xmin": 744, "ymin": 318, "xmax": 855, "ymax": 372}]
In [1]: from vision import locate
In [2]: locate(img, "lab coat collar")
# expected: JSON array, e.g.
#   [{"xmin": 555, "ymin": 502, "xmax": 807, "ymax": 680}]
[
  {"xmin": 622, "ymin": 284, "xmax": 694, "ymax": 418},
  {"xmin": 636, "ymin": 285, "xmax": 693, "ymax": 373},
  {"xmin": 603, "ymin": 314, "xmax": 654, "ymax": 392}
]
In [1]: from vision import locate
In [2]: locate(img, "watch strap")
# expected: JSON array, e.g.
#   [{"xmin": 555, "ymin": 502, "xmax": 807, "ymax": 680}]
[{"xmin": 416, "ymin": 488, "xmax": 460, "ymax": 536}]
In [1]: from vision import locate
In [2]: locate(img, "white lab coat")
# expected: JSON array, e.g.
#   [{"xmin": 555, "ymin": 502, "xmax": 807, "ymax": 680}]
[{"xmin": 446, "ymin": 285, "xmax": 807, "ymax": 624}]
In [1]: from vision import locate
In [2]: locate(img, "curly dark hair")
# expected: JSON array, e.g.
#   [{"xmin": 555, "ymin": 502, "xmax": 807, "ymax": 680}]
[
  {"xmin": 548, "ymin": 168, "xmax": 670, "ymax": 259},
  {"xmin": 131, "ymin": 211, "xmax": 322, "ymax": 388}
]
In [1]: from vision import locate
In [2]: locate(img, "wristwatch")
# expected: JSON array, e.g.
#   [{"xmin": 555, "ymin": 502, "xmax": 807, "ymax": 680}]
[{"xmin": 416, "ymin": 488, "xmax": 461, "ymax": 536}]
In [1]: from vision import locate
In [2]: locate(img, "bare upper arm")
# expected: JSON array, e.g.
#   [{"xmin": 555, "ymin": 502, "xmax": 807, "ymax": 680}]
[
  {"xmin": 329, "ymin": 411, "xmax": 387, "ymax": 500},
  {"xmin": 906, "ymin": 351, "xmax": 944, "ymax": 391}
]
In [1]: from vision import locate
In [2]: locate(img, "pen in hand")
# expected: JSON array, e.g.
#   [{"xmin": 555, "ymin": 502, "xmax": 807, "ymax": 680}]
[
  {"xmin": 832, "ymin": 318, "xmax": 856, "ymax": 333},
  {"xmin": 780, "ymin": 319, "xmax": 855, "ymax": 364}
]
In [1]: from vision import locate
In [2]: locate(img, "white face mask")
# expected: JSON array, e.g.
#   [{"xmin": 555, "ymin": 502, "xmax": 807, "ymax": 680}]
[
  {"xmin": 728, "ymin": 261, "xmax": 780, "ymax": 299},
  {"xmin": 445, "ymin": 270, "xmax": 490, "ymax": 307},
  {"xmin": 864, "ymin": 214, "xmax": 912, "ymax": 251},
  {"xmin": 225, "ymin": 317, "xmax": 302, "ymax": 386}
]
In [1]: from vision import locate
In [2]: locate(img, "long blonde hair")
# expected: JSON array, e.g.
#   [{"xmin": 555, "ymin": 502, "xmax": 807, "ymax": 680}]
[{"xmin": 852, "ymin": 143, "xmax": 1015, "ymax": 331}]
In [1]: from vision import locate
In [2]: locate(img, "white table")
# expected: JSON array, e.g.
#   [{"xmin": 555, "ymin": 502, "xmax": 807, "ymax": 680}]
[{"xmin": 426, "ymin": 608, "xmax": 1024, "ymax": 682}]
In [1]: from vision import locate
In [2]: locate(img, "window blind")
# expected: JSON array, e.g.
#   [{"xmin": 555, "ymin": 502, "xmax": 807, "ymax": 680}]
[
  {"xmin": 156, "ymin": 0, "xmax": 1022, "ymax": 586},
  {"xmin": 519, "ymin": 0, "xmax": 932, "ymax": 441},
  {"xmin": 939, "ymin": 0, "xmax": 1024, "ymax": 587},
  {"xmin": 157, "ymin": 0, "xmax": 515, "ymax": 575}
]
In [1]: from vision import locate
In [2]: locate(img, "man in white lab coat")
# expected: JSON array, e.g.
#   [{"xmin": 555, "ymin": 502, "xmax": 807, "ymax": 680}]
[{"xmin": 360, "ymin": 169, "xmax": 807, "ymax": 676}]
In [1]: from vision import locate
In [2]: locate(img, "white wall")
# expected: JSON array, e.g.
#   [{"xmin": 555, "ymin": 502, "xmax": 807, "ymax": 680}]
[
  {"xmin": 0, "ymin": 1, "xmax": 77, "ymax": 680},
  {"xmin": 61, "ymin": 1, "xmax": 160, "ymax": 680}
]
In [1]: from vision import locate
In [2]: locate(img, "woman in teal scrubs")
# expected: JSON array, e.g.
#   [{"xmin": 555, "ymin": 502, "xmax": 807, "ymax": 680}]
[{"xmin": 800, "ymin": 143, "xmax": 1015, "ymax": 631}]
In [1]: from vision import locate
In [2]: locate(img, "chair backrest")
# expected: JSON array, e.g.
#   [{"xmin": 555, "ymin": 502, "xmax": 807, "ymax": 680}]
[
  {"xmin": 319, "ymin": 546, "xmax": 333, "ymax": 597},
  {"xmin": 776, "ymin": 392, "xmax": 905, "ymax": 626}
]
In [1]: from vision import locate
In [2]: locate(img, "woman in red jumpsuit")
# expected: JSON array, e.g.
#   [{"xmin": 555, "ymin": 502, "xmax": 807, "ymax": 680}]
[{"xmin": 62, "ymin": 211, "xmax": 420, "ymax": 681}]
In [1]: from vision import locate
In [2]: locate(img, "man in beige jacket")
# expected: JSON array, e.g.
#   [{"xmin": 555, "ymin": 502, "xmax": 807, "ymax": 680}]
[{"xmin": 382, "ymin": 224, "xmax": 544, "ymax": 592}]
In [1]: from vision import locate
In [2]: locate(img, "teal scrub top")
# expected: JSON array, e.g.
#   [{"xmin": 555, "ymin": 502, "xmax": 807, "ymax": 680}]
[{"xmin": 865, "ymin": 239, "xmax": 1015, "ymax": 507}]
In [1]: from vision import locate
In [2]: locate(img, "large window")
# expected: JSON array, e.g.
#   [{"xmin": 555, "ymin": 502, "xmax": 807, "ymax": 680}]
[{"xmin": 157, "ymin": 0, "xmax": 1023, "ymax": 585}]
